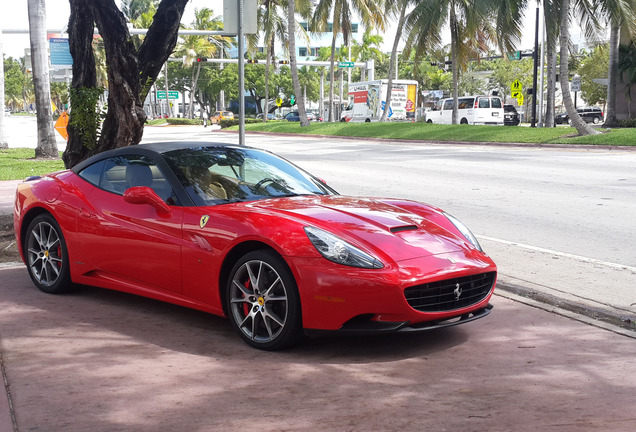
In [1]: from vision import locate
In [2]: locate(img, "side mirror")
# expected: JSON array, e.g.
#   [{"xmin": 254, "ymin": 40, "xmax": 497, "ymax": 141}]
[{"xmin": 124, "ymin": 186, "xmax": 171, "ymax": 214}]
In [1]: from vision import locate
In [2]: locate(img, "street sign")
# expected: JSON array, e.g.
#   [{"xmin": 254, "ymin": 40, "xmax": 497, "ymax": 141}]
[
  {"xmin": 54, "ymin": 112, "xmax": 69, "ymax": 140},
  {"xmin": 49, "ymin": 38, "xmax": 73, "ymax": 67},
  {"xmin": 571, "ymin": 75, "xmax": 581, "ymax": 92},
  {"xmin": 517, "ymin": 94, "xmax": 524, "ymax": 105},
  {"xmin": 510, "ymin": 79, "xmax": 522, "ymax": 93},
  {"xmin": 275, "ymin": 97, "xmax": 283, "ymax": 107},
  {"xmin": 157, "ymin": 91, "xmax": 179, "ymax": 100},
  {"xmin": 290, "ymin": 95, "xmax": 295, "ymax": 105},
  {"xmin": 511, "ymin": 91, "xmax": 522, "ymax": 99},
  {"xmin": 338, "ymin": 61, "xmax": 354, "ymax": 68}
]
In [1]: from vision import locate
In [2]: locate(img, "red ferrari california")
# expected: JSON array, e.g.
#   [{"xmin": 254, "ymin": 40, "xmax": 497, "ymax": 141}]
[{"xmin": 14, "ymin": 142, "xmax": 496, "ymax": 350}]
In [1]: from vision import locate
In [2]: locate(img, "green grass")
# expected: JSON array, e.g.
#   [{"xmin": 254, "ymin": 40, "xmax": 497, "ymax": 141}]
[
  {"xmin": 241, "ymin": 121, "xmax": 636, "ymax": 146},
  {"xmin": 0, "ymin": 149, "xmax": 66, "ymax": 181}
]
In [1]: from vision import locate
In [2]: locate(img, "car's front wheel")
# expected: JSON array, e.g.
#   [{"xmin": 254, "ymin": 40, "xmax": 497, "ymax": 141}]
[
  {"xmin": 25, "ymin": 214, "xmax": 72, "ymax": 294},
  {"xmin": 593, "ymin": 116, "xmax": 601, "ymax": 124},
  {"xmin": 226, "ymin": 250, "xmax": 303, "ymax": 350}
]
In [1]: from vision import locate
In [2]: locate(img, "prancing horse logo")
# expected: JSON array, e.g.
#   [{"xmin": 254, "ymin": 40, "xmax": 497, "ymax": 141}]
[
  {"xmin": 199, "ymin": 215, "xmax": 210, "ymax": 229},
  {"xmin": 454, "ymin": 283, "xmax": 462, "ymax": 301}
]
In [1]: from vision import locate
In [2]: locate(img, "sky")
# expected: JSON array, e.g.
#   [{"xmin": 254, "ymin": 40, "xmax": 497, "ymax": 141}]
[{"xmin": 1, "ymin": 0, "xmax": 581, "ymax": 61}]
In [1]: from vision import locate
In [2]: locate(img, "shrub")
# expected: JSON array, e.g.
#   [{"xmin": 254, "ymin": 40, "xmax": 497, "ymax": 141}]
[
  {"xmin": 166, "ymin": 118, "xmax": 203, "ymax": 126},
  {"xmin": 617, "ymin": 118, "xmax": 636, "ymax": 128},
  {"xmin": 220, "ymin": 118, "xmax": 262, "ymax": 128}
]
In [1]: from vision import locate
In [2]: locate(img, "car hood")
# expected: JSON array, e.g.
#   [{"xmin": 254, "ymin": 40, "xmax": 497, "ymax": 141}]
[{"xmin": 249, "ymin": 195, "xmax": 477, "ymax": 262}]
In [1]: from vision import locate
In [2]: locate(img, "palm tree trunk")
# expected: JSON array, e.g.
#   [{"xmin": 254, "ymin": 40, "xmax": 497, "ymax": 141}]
[
  {"xmin": 288, "ymin": 0, "xmax": 309, "ymax": 126},
  {"xmin": 28, "ymin": 0, "xmax": 59, "ymax": 158},
  {"xmin": 0, "ymin": 25, "xmax": 8, "ymax": 149},
  {"xmin": 328, "ymin": 34, "xmax": 337, "ymax": 122},
  {"xmin": 545, "ymin": 39, "xmax": 557, "ymax": 127},
  {"xmin": 381, "ymin": 0, "xmax": 407, "ymax": 122},
  {"xmin": 264, "ymin": 37, "xmax": 272, "ymax": 122},
  {"xmin": 604, "ymin": 23, "xmax": 619, "ymax": 127},
  {"xmin": 450, "ymin": 9, "xmax": 459, "ymax": 125},
  {"xmin": 559, "ymin": 0, "xmax": 598, "ymax": 135}
]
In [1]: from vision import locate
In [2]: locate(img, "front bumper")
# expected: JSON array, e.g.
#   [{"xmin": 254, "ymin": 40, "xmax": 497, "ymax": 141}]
[
  {"xmin": 287, "ymin": 250, "xmax": 497, "ymax": 332},
  {"xmin": 305, "ymin": 303, "xmax": 493, "ymax": 336}
]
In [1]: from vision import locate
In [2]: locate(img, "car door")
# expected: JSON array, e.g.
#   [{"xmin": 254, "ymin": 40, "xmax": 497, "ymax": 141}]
[{"xmin": 75, "ymin": 154, "xmax": 184, "ymax": 294}]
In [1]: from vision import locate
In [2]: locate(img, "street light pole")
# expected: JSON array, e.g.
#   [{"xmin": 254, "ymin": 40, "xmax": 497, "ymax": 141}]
[
  {"xmin": 531, "ymin": 4, "xmax": 540, "ymax": 127},
  {"xmin": 238, "ymin": 0, "xmax": 245, "ymax": 147}
]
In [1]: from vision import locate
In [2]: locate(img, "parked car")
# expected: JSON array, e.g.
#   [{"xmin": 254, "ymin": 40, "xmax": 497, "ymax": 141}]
[
  {"xmin": 284, "ymin": 111, "xmax": 320, "ymax": 122},
  {"xmin": 503, "ymin": 104, "xmax": 520, "ymax": 126},
  {"xmin": 3, "ymin": 109, "xmax": 10, "ymax": 117},
  {"xmin": 554, "ymin": 107, "xmax": 604, "ymax": 125},
  {"xmin": 210, "ymin": 111, "xmax": 235, "ymax": 124},
  {"xmin": 14, "ymin": 142, "xmax": 496, "ymax": 350},
  {"xmin": 256, "ymin": 113, "xmax": 276, "ymax": 120},
  {"xmin": 426, "ymin": 95, "xmax": 504, "ymax": 125}
]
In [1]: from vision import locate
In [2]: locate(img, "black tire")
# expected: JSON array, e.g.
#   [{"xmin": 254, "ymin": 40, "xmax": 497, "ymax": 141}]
[
  {"xmin": 460, "ymin": 118, "xmax": 468, "ymax": 124},
  {"xmin": 365, "ymin": 118, "xmax": 371, "ymax": 123},
  {"xmin": 225, "ymin": 250, "xmax": 303, "ymax": 350},
  {"xmin": 340, "ymin": 118, "xmax": 346, "ymax": 122},
  {"xmin": 426, "ymin": 119, "xmax": 432, "ymax": 124},
  {"xmin": 593, "ymin": 116, "xmax": 600, "ymax": 124},
  {"xmin": 24, "ymin": 214, "xmax": 72, "ymax": 294}
]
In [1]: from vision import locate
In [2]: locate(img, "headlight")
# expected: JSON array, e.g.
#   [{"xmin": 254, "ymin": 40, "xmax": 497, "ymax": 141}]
[
  {"xmin": 304, "ymin": 226, "xmax": 383, "ymax": 269},
  {"xmin": 444, "ymin": 213, "xmax": 483, "ymax": 252}
]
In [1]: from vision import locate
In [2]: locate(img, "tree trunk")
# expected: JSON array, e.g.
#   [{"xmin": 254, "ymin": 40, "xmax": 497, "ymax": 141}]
[
  {"xmin": 64, "ymin": 0, "xmax": 189, "ymax": 168},
  {"xmin": 0, "ymin": 25, "xmax": 8, "ymax": 149},
  {"xmin": 559, "ymin": 0, "xmax": 598, "ymax": 135},
  {"xmin": 288, "ymin": 0, "xmax": 309, "ymax": 126},
  {"xmin": 380, "ymin": 1, "xmax": 407, "ymax": 122},
  {"xmin": 604, "ymin": 23, "xmax": 619, "ymax": 127},
  {"xmin": 327, "ymin": 33, "xmax": 337, "ymax": 122},
  {"xmin": 545, "ymin": 40, "xmax": 557, "ymax": 127},
  {"xmin": 63, "ymin": 0, "xmax": 98, "ymax": 168},
  {"xmin": 28, "ymin": 0, "xmax": 58, "ymax": 158},
  {"xmin": 264, "ymin": 36, "xmax": 272, "ymax": 122},
  {"xmin": 450, "ymin": 10, "xmax": 459, "ymax": 124}
]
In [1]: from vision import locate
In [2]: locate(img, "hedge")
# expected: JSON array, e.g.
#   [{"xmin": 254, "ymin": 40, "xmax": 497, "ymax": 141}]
[{"xmin": 166, "ymin": 118, "xmax": 203, "ymax": 125}]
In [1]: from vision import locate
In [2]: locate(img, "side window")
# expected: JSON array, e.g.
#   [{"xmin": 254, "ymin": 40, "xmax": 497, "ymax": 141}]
[
  {"xmin": 458, "ymin": 98, "xmax": 473, "ymax": 109},
  {"xmin": 490, "ymin": 98, "xmax": 502, "ymax": 109},
  {"xmin": 478, "ymin": 98, "xmax": 490, "ymax": 108},
  {"xmin": 443, "ymin": 100, "xmax": 454, "ymax": 110},
  {"xmin": 79, "ymin": 155, "xmax": 176, "ymax": 204}
]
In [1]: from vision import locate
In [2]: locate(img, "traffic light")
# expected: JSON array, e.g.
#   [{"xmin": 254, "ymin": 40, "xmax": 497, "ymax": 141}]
[
  {"xmin": 247, "ymin": 59, "xmax": 259, "ymax": 64},
  {"xmin": 279, "ymin": 60, "xmax": 289, "ymax": 64},
  {"xmin": 196, "ymin": 57, "xmax": 207, "ymax": 62}
]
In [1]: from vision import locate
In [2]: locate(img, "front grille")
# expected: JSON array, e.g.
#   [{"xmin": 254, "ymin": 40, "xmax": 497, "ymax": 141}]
[{"xmin": 404, "ymin": 272, "xmax": 496, "ymax": 312}]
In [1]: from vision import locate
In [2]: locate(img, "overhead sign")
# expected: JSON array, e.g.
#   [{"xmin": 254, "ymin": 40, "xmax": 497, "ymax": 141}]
[
  {"xmin": 157, "ymin": 91, "xmax": 179, "ymax": 100},
  {"xmin": 338, "ymin": 61, "xmax": 354, "ymax": 68},
  {"xmin": 49, "ymin": 38, "xmax": 73, "ymax": 67},
  {"xmin": 510, "ymin": 79, "xmax": 522, "ymax": 93}
]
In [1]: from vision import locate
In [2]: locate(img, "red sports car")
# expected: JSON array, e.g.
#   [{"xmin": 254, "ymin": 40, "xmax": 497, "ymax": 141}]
[{"xmin": 14, "ymin": 142, "xmax": 496, "ymax": 350}]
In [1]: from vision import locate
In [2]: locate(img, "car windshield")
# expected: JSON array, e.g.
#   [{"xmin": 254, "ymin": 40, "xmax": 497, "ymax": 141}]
[{"xmin": 163, "ymin": 146, "xmax": 336, "ymax": 206}]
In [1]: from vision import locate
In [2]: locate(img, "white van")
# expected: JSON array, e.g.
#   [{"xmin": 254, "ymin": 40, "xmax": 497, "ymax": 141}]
[{"xmin": 426, "ymin": 95, "xmax": 504, "ymax": 125}]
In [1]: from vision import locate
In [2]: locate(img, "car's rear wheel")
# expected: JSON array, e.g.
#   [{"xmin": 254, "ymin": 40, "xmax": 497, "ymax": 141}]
[
  {"xmin": 226, "ymin": 250, "xmax": 303, "ymax": 350},
  {"xmin": 593, "ymin": 116, "xmax": 600, "ymax": 124},
  {"xmin": 25, "ymin": 214, "xmax": 72, "ymax": 294}
]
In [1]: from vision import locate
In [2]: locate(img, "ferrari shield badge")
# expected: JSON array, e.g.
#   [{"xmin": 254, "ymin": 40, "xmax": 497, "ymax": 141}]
[{"xmin": 199, "ymin": 215, "xmax": 210, "ymax": 229}]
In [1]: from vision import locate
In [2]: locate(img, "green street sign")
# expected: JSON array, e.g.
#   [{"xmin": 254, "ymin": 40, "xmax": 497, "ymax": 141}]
[
  {"xmin": 338, "ymin": 61, "xmax": 354, "ymax": 68},
  {"xmin": 157, "ymin": 90, "xmax": 179, "ymax": 100},
  {"xmin": 508, "ymin": 51, "xmax": 521, "ymax": 60}
]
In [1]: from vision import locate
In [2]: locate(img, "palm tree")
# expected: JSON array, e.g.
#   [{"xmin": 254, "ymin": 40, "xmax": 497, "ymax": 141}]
[
  {"xmin": 350, "ymin": 28, "xmax": 385, "ymax": 81},
  {"xmin": 380, "ymin": 0, "xmax": 411, "ymax": 122},
  {"xmin": 258, "ymin": 0, "xmax": 311, "ymax": 121},
  {"xmin": 403, "ymin": 0, "xmax": 523, "ymax": 124},
  {"xmin": 27, "ymin": 0, "xmax": 58, "ymax": 158},
  {"xmin": 618, "ymin": 41, "xmax": 636, "ymax": 117},
  {"xmin": 558, "ymin": 0, "xmax": 599, "ymax": 135},
  {"xmin": 288, "ymin": 0, "xmax": 310, "ymax": 126},
  {"xmin": 311, "ymin": 0, "xmax": 385, "ymax": 121}
]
